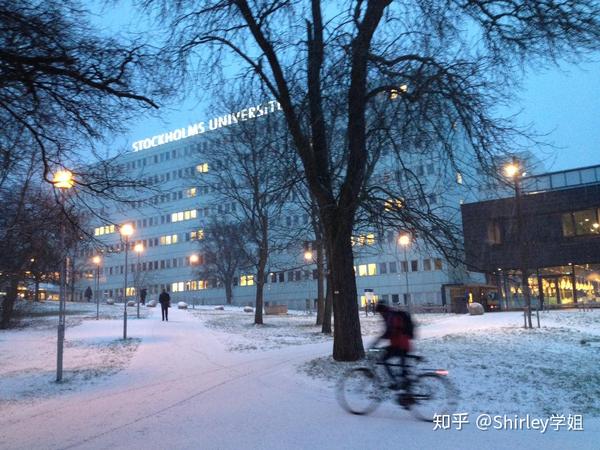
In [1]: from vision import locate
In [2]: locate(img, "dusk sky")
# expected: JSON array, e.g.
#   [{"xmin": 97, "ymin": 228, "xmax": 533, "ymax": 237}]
[{"xmin": 95, "ymin": 3, "xmax": 600, "ymax": 174}]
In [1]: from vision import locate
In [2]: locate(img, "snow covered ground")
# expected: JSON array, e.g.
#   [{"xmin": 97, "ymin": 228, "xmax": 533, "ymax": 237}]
[{"xmin": 0, "ymin": 302, "xmax": 598, "ymax": 449}]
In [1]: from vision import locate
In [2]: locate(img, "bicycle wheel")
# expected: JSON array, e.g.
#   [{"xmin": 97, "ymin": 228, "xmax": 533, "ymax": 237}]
[
  {"xmin": 337, "ymin": 367, "xmax": 382, "ymax": 415},
  {"xmin": 410, "ymin": 373, "xmax": 457, "ymax": 422}
]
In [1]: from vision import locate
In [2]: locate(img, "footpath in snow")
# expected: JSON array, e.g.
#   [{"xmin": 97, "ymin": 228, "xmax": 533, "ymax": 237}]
[{"xmin": 0, "ymin": 303, "xmax": 598, "ymax": 450}]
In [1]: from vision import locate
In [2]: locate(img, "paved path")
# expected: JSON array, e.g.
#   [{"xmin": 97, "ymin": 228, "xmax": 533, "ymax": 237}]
[{"xmin": 1, "ymin": 308, "xmax": 598, "ymax": 449}]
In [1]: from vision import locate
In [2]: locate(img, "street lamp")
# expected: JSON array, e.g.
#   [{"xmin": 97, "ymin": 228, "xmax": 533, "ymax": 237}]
[
  {"xmin": 92, "ymin": 255, "xmax": 101, "ymax": 320},
  {"xmin": 120, "ymin": 223, "xmax": 134, "ymax": 339},
  {"xmin": 134, "ymin": 243, "xmax": 144, "ymax": 319},
  {"xmin": 52, "ymin": 169, "xmax": 73, "ymax": 382},
  {"xmin": 398, "ymin": 234, "xmax": 411, "ymax": 312},
  {"xmin": 190, "ymin": 254, "xmax": 199, "ymax": 264},
  {"xmin": 303, "ymin": 250, "xmax": 314, "ymax": 313},
  {"xmin": 504, "ymin": 160, "xmax": 533, "ymax": 328}
]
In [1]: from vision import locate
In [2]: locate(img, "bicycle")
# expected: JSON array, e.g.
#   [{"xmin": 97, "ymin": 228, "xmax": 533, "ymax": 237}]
[{"xmin": 337, "ymin": 347, "xmax": 457, "ymax": 422}]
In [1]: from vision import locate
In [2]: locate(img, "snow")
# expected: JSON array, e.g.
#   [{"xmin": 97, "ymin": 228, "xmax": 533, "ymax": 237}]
[{"xmin": 1, "ymin": 302, "xmax": 598, "ymax": 449}]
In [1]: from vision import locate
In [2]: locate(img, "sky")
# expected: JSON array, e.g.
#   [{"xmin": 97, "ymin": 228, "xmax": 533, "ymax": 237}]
[{"xmin": 93, "ymin": 2, "xmax": 600, "ymax": 174}]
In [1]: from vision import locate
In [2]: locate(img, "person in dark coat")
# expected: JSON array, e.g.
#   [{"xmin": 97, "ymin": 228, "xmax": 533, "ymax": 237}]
[
  {"xmin": 140, "ymin": 288, "xmax": 147, "ymax": 306},
  {"xmin": 158, "ymin": 289, "xmax": 170, "ymax": 321},
  {"xmin": 84, "ymin": 286, "xmax": 93, "ymax": 302}
]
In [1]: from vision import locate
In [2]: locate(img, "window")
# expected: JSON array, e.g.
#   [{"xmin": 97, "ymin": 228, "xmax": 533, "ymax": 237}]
[
  {"xmin": 434, "ymin": 258, "xmax": 443, "ymax": 270},
  {"xmin": 278, "ymin": 272, "xmax": 285, "ymax": 283},
  {"xmin": 185, "ymin": 187, "xmax": 196, "ymax": 198},
  {"xmin": 171, "ymin": 209, "xmax": 197, "ymax": 223},
  {"xmin": 171, "ymin": 281, "xmax": 185, "ymax": 292},
  {"xmin": 160, "ymin": 234, "xmax": 178, "ymax": 245},
  {"xmin": 573, "ymin": 209, "xmax": 600, "ymax": 236},
  {"xmin": 417, "ymin": 165, "xmax": 424, "ymax": 176},
  {"xmin": 427, "ymin": 164, "xmax": 435, "ymax": 175},
  {"xmin": 562, "ymin": 209, "xmax": 600, "ymax": 237},
  {"xmin": 411, "ymin": 260, "xmax": 419, "ymax": 272},
  {"xmin": 391, "ymin": 294, "xmax": 400, "ymax": 304},
  {"xmin": 487, "ymin": 221, "xmax": 502, "ymax": 244},
  {"xmin": 423, "ymin": 258, "xmax": 432, "ymax": 271},
  {"xmin": 352, "ymin": 233, "xmax": 375, "ymax": 246},
  {"xmin": 401, "ymin": 261, "xmax": 408, "ymax": 273},
  {"xmin": 240, "ymin": 275, "xmax": 254, "ymax": 286},
  {"xmin": 456, "ymin": 172, "xmax": 463, "ymax": 184},
  {"xmin": 94, "ymin": 224, "xmax": 115, "ymax": 236},
  {"xmin": 379, "ymin": 263, "xmax": 387, "ymax": 274},
  {"xmin": 357, "ymin": 264, "xmax": 377, "ymax": 276},
  {"xmin": 196, "ymin": 163, "xmax": 209, "ymax": 173},
  {"xmin": 389, "ymin": 262, "xmax": 397, "ymax": 273}
]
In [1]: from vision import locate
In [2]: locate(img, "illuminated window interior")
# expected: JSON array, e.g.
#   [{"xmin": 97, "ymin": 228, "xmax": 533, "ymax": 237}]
[
  {"xmin": 94, "ymin": 224, "xmax": 115, "ymax": 236},
  {"xmin": 160, "ymin": 234, "xmax": 179, "ymax": 245},
  {"xmin": 171, "ymin": 209, "xmax": 197, "ymax": 223},
  {"xmin": 196, "ymin": 163, "xmax": 209, "ymax": 173},
  {"xmin": 240, "ymin": 275, "xmax": 254, "ymax": 286}
]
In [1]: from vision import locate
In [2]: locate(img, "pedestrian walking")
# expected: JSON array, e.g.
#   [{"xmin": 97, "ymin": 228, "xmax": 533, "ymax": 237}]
[
  {"xmin": 84, "ymin": 286, "xmax": 93, "ymax": 302},
  {"xmin": 159, "ymin": 289, "xmax": 171, "ymax": 321},
  {"xmin": 140, "ymin": 288, "xmax": 147, "ymax": 306}
]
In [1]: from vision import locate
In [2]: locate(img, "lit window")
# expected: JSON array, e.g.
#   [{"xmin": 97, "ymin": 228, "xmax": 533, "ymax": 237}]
[
  {"xmin": 196, "ymin": 163, "xmax": 209, "ymax": 173},
  {"xmin": 358, "ymin": 265, "xmax": 367, "ymax": 276},
  {"xmin": 240, "ymin": 275, "xmax": 255, "ymax": 286},
  {"xmin": 456, "ymin": 172, "xmax": 463, "ymax": 184},
  {"xmin": 367, "ymin": 263, "xmax": 377, "ymax": 276},
  {"xmin": 172, "ymin": 282, "xmax": 184, "ymax": 292},
  {"xmin": 384, "ymin": 198, "xmax": 404, "ymax": 211},
  {"xmin": 186, "ymin": 188, "xmax": 197, "ymax": 198},
  {"xmin": 171, "ymin": 209, "xmax": 197, "ymax": 223}
]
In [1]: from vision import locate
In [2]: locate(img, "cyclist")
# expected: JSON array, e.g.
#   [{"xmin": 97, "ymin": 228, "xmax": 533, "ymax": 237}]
[{"xmin": 373, "ymin": 301, "xmax": 415, "ymax": 404}]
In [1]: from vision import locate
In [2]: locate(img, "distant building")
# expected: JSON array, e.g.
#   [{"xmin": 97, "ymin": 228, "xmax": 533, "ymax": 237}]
[{"xmin": 462, "ymin": 164, "xmax": 600, "ymax": 309}]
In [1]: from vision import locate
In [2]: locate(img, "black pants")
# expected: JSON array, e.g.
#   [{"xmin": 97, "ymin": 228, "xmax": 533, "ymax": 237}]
[
  {"xmin": 383, "ymin": 347, "xmax": 408, "ymax": 385},
  {"xmin": 161, "ymin": 305, "xmax": 168, "ymax": 321}
]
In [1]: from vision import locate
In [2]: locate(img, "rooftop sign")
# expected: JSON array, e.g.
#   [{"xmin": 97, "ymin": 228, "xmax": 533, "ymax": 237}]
[{"xmin": 132, "ymin": 100, "xmax": 282, "ymax": 152}]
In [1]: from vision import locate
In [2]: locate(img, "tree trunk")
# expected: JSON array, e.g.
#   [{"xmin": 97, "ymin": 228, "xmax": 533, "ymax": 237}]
[
  {"xmin": 322, "ymin": 271, "xmax": 332, "ymax": 334},
  {"xmin": 316, "ymin": 239, "xmax": 325, "ymax": 326},
  {"xmin": 522, "ymin": 268, "xmax": 533, "ymax": 328},
  {"xmin": 324, "ymin": 220, "xmax": 364, "ymax": 361},
  {"xmin": 34, "ymin": 277, "xmax": 40, "ymax": 302},
  {"xmin": 0, "ymin": 278, "xmax": 19, "ymax": 329},
  {"xmin": 254, "ymin": 247, "xmax": 268, "ymax": 325},
  {"xmin": 225, "ymin": 281, "xmax": 233, "ymax": 305}
]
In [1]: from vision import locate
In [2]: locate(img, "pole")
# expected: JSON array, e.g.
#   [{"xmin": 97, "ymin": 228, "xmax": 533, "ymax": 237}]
[
  {"xmin": 56, "ymin": 220, "xmax": 66, "ymax": 382},
  {"xmin": 95, "ymin": 263, "xmax": 100, "ymax": 320},
  {"xmin": 123, "ymin": 236, "xmax": 129, "ymax": 340},
  {"xmin": 403, "ymin": 246, "xmax": 411, "ymax": 313},
  {"xmin": 136, "ymin": 252, "xmax": 140, "ymax": 319},
  {"xmin": 515, "ymin": 176, "xmax": 532, "ymax": 328}
]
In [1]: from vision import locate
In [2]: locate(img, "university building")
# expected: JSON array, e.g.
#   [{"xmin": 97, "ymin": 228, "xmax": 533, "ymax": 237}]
[{"xmin": 74, "ymin": 111, "xmax": 538, "ymax": 311}]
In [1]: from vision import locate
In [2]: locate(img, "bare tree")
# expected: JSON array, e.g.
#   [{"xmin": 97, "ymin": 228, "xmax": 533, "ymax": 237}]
[
  {"xmin": 197, "ymin": 219, "xmax": 250, "ymax": 305},
  {"xmin": 146, "ymin": 0, "xmax": 600, "ymax": 360},
  {"xmin": 0, "ymin": 181, "xmax": 82, "ymax": 328},
  {"xmin": 202, "ymin": 101, "xmax": 299, "ymax": 324},
  {"xmin": 0, "ymin": 0, "xmax": 162, "ymax": 210}
]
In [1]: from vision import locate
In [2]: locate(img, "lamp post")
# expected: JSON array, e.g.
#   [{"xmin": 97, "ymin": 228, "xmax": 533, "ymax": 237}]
[
  {"xmin": 504, "ymin": 161, "xmax": 533, "ymax": 328},
  {"xmin": 120, "ymin": 223, "xmax": 134, "ymax": 339},
  {"xmin": 189, "ymin": 254, "xmax": 199, "ymax": 308},
  {"xmin": 92, "ymin": 255, "xmax": 101, "ymax": 320},
  {"xmin": 134, "ymin": 243, "xmax": 144, "ymax": 319},
  {"xmin": 304, "ymin": 250, "xmax": 314, "ymax": 314},
  {"xmin": 52, "ymin": 169, "xmax": 74, "ymax": 382},
  {"xmin": 398, "ymin": 234, "xmax": 411, "ymax": 313}
]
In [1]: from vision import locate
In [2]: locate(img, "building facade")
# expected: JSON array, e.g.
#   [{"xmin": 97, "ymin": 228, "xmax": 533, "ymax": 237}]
[
  {"xmin": 74, "ymin": 113, "xmax": 538, "ymax": 310},
  {"xmin": 462, "ymin": 164, "xmax": 600, "ymax": 308}
]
